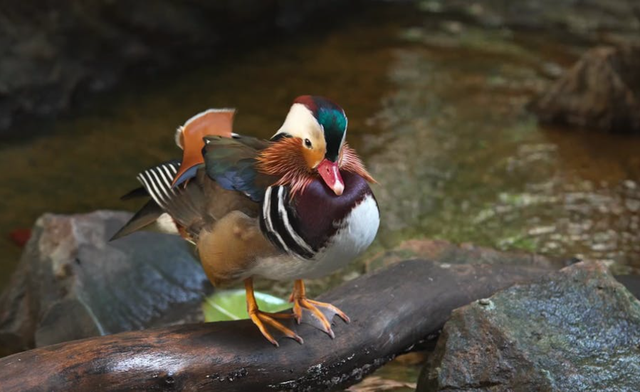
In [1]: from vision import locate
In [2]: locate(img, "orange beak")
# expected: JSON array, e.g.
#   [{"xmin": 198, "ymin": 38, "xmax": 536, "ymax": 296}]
[{"xmin": 317, "ymin": 159, "xmax": 344, "ymax": 196}]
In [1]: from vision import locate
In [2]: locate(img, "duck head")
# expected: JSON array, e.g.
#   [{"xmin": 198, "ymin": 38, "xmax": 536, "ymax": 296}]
[{"xmin": 258, "ymin": 95, "xmax": 374, "ymax": 196}]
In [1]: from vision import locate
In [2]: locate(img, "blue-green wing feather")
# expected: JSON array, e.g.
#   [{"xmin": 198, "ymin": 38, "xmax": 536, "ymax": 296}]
[{"xmin": 203, "ymin": 136, "xmax": 272, "ymax": 202}]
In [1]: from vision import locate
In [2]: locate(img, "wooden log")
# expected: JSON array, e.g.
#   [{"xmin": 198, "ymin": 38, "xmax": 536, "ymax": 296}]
[{"xmin": 0, "ymin": 260, "xmax": 552, "ymax": 392}]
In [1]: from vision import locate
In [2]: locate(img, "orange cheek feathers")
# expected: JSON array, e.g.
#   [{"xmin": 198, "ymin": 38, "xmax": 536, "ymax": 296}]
[{"xmin": 302, "ymin": 148, "xmax": 325, "ymax": 170}]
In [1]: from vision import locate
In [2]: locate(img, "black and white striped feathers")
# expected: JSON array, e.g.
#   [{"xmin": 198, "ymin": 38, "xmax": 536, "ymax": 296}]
[
  {"xmin": 258, "ymin": 172, "xmax": 378, "ymax": 263},
  {"xmin": 260, "ymin": 186, "xmax": 317, "ymax": 260},
  {"xmin": 111, "ymin": 161, "xmax": 206, "ymax": 241},
  {"xmin": 113, "ymin": 152, "xmax": 379, "ymax": 276},
  {"xmin": 135, "ymin": 161, "xmax": 180, "ymax": 210},
  {"xmin": 139, "ymin": 161, "xmax": 207, "ymax": 234},
  {"xmin": 251, "ymin": 172, "xmax": 379, "ymax": 281}
]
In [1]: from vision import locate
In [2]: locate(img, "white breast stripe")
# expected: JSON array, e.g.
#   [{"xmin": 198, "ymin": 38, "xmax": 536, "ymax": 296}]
[
  {"xmin": 277, "ymin": 187, "xmax": 315, "ymax": 255},
  {"xmin": 263, "ymin": 187, "xmax": 273, "ymax": 230},
  {"xmin": 262, "ymin": 187, "xmax": 293, "ymax": 255}
]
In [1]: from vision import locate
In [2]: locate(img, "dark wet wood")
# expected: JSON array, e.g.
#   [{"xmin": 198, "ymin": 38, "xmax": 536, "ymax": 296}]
[{"xmin": 0, "ymin": 260, "xmax": 552, "ymax": 392}]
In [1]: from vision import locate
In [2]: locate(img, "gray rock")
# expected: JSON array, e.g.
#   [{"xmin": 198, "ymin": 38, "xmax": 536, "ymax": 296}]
[
  {"xmin": 615, "ymin": 275, "xmax": 640, "ymax": 301},
  {"xmin": 0, "ymin": 211, "xmax": 211, "ymax": 355},
  {"xmin": 530, "ymin": 45, "xmax": 640, "ymax": 134},
  {"xmin": 418, "ymin": 261, "xmax": 640, "ymax": 392}
]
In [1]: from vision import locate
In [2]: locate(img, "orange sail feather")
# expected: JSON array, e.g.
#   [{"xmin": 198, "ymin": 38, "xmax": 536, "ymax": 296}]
[{"xmin": 173, "ymin": 109, "xmax": 236, "ymax": 186}]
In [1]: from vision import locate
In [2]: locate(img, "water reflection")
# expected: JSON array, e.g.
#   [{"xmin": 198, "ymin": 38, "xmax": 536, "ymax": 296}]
[
  {"xmin": 0, "ymin": 7, "xmax": 404, "ymax": 286},
  {"xmin": 369, "ymin": 26, "xmax": 640, "ymax": 270},
  {"xmin": 1, "ymin": 3, "xmax": 639, "ymax": 292}
]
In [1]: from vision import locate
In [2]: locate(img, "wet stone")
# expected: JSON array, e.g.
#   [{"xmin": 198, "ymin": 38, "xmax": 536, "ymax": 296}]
[
  {"xmin": 529, "ymin": 45, "xmax": 640, "ymax": 134},
  {"xmin": 417, "ymin": 261, "xmax": 640, "ymax": 392},
  {"xmin": 0, "ymin": 211, "xmax": 211, "ymax": 354}
]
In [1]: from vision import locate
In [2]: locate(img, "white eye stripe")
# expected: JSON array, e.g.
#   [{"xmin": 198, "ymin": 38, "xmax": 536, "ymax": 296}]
[{"xmin": 342, "ymin": 116, "xmax": 348, "ymax": 144}]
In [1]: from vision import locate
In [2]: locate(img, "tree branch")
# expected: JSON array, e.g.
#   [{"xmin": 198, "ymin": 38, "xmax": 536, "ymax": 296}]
[{"xmin": 0, "ymin": 260, "xmax": 552, "ymax": 392}]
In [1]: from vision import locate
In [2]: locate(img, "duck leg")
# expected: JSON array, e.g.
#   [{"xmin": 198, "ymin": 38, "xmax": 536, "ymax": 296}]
[
  {"xmin": 245, "ymin": 278, "xmax": 303, "ymax": 347},
  {"xmin": 290, "ymin": 279, "xmax": 350, "ymax": 338}
]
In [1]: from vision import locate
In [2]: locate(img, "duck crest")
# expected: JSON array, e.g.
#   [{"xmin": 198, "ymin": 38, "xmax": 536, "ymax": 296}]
[{"xmin": 259, "ymin": 171, "xmax": 374, "ymax": 260}]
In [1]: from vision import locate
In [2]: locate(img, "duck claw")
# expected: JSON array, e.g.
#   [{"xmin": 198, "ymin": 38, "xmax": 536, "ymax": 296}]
[
  {"xmin": 293, "ymin": 297, "xmax": 349, "ymax": 338},
  {"xmin": 245, "ymin": 278, "xmax": 303, "ymax": 347},
  {"xmin": 249, "ymin": 310, "xmax": 303, "ymax": 347}
]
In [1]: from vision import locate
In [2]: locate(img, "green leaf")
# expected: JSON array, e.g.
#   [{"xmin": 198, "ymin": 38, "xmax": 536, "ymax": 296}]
[{"xmin": 202, "ymin": 290, "xmax": 290, "ymax": 322}]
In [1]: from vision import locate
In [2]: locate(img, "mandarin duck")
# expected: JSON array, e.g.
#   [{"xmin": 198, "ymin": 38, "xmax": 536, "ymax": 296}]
[{"xmin": 112, "ymin": 96, "xmax": 379, "ymax": 346}]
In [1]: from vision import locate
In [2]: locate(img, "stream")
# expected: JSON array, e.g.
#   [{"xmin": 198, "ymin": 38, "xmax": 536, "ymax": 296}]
[{"xmin": 1, "ymin": 2, "xmax": 639, "ymax": 388}]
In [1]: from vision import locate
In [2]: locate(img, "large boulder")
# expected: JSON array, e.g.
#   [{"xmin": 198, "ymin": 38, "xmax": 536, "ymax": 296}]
[
  {"xmin": 418, "ymin": 261, "xmax": 640, "ymax": 391},
  {"xmin": 530, "ymin": 45, "xmax": 640, "ymax": 133},
  {"xmin": 0, "ymin": 211, "xmax": 210, "ymax": 357}
]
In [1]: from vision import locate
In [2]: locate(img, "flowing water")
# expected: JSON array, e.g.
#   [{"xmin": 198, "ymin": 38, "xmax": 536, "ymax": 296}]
[
  {"xmin": 1, "ymin": 1, "xmax": 640, "ymax": 387},
  {"xmin": 0, "ymin": 8, "xmax": 400, "ymax": 287}
]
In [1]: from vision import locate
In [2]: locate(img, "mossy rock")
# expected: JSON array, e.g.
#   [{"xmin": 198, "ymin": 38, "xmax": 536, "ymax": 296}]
[{"xmin": 419, "ymin": 261, "xmax": 640, "ymax": 391}]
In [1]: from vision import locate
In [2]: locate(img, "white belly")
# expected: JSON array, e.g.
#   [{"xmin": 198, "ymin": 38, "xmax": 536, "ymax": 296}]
[{"xmin": 251, "ymin": 195, "xmax": 380, "ymax": 281}]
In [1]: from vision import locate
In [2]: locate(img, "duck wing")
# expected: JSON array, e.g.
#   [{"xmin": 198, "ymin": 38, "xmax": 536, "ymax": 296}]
[
  {"xmin": 112, "ymin": 110, "xmax": 275, "ymax": 242},
  {"xmin": 202, "ymin": 135, "xmax": 275, "ymax": 203}
]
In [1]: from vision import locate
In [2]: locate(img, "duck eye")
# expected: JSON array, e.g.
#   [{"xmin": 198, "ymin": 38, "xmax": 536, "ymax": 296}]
[{"xmin": 304, "ymin": 138, "xmax": 312, "ymax": 148}]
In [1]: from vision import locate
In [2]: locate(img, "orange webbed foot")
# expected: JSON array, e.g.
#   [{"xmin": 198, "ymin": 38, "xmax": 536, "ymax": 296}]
[
  {"xmin": 290, "ymin": 280, "xmax": 350, "ymax": 338},
  {"xmin": 245, "ymin": 279, "xmax": 303, "ymax": 347},
  {"xmin": 248, "ymin": 309, "xmax": 302, "ymax": 347}
]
